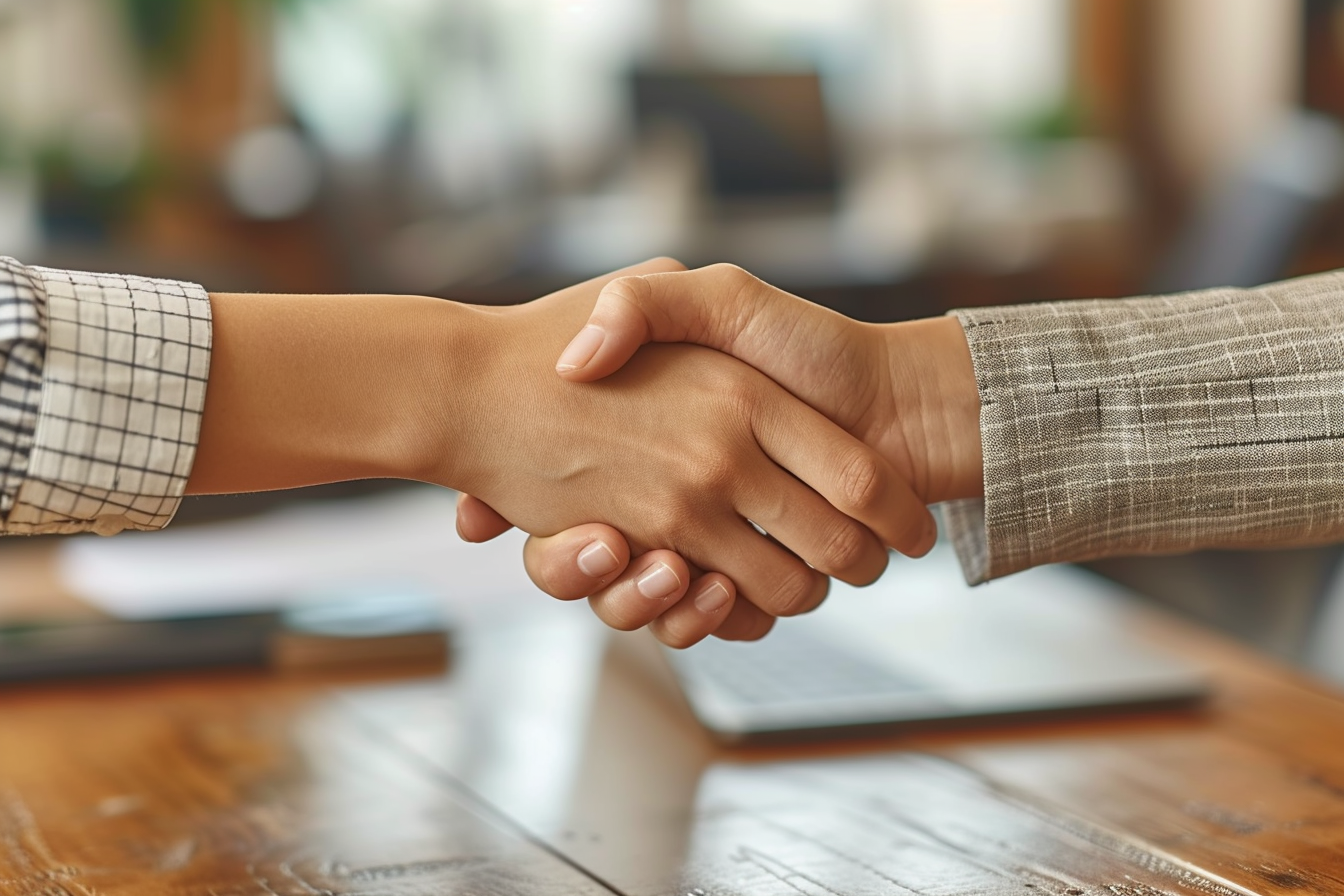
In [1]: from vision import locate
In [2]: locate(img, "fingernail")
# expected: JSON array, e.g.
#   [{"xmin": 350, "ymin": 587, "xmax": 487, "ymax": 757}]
[
  {"xmin": 556, "ymin": 325, "xmax": 606, "ymax": 373},
  {"xmin": 694, "ymin": 581, "xmax": 731, "ymax": 614},
  {"xmin": 636, "ymin": 562, "xmax": 682, "ymax": 601},
  {"xmin": 577, "ymin": 540, "xmax": 620, "ymax": 577}
]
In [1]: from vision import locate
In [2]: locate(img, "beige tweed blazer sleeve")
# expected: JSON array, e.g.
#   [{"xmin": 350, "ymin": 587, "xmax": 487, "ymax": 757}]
[{"xmin": 940, "ymin": 268, "xmax": 1344, "ymax": 584}]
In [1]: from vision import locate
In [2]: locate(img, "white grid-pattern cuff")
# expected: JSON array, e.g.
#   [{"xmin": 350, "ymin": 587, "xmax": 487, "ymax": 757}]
[{"xmin": 6, "ymin": 267, "xmax": 211, "ymax": 535}]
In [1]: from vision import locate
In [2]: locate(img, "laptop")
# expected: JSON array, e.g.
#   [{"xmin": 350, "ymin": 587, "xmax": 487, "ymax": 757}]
[
  {"xmin": 630, "ymin": 69, "xmax": 840, "ymax": 205},
  {"xmin": 663, "ymin": 541, "xmax": 1208, "ymax": 744}
]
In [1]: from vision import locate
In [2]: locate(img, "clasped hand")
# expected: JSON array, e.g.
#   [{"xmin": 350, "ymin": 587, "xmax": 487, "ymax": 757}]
[{"xmin": 457, "ymin": 258, "xmax": 982, "ymax": 646}]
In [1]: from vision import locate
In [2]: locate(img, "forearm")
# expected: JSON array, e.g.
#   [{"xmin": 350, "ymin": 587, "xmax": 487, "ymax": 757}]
[
  {"xmin": 188, "ymin": 292, "xmax": 475, "ymax": 495},
  {"xmin": 945, "ymin": 269, "xmax": 1344, "ymax": 582}
]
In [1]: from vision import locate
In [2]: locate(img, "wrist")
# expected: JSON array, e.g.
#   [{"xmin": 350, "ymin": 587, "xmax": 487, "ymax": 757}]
[
  {"xmin": 400, "ymin": 301, "xmax": 504, "ymax": 493},
  {"xmin": 881, "ymin": 316, "xmax": 983, "ymax": 502}
]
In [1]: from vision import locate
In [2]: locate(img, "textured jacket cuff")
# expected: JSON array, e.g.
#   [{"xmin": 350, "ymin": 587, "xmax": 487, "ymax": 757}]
[
  {"xmin": 936, "ymin": 499, "xmax": 991, "ymax": 584},
  {"xmin": 948, "ymin": 269, "xmax": 1344, "ymax": 581}
]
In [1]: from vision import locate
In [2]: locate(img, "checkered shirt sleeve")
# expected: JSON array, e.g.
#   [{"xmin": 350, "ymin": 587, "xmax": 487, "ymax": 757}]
[
  {"xmin": 0, "ymin": 257, "xmax": 211, "ymax": 536},
  {"xmin": 943, "ymin": 269, "xmax": 1344, "ymax": 584}
]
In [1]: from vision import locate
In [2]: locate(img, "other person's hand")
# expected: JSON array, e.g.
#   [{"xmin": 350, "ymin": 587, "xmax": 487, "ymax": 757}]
[
  {"xmin": 456, "ymin": 493, "xmax": 759, "ymax": 646},
  {"xmin": 459, "ymin": 262, "xmax": 977, "ymax": 646},
  {"xmin": 554, "ymin": 264, "xmax": 983, "ymax": 504},
  {"xmin": 451, "ymin": 261, "xmax": 936, "ymax": 641}
]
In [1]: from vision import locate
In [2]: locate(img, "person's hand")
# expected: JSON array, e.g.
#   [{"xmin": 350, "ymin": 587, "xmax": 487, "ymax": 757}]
[
  {"xmin": 457, "ymin": 262, "xmax": 979, "ymax": 646},
  {"xmin": 457, "ymin": 494, "xmax": 742, "ymax": 646},
  {"xmin": 446, "ymin": 260, "xmax": 936, "ymax": 641},
  {"xmin": 553, "ymin": 263, "xmax": 983, "ymax": 504}
]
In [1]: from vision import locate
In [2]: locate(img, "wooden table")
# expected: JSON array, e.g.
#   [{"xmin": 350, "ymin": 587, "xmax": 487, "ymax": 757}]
[{"xmin": 3, "ymin": 570, "xmax": 1344, "ymax": 895}]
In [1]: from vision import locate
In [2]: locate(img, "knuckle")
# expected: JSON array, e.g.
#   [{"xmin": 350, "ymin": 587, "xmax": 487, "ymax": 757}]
[
  {"xmin": 713, "ymin": 365, "xmax": 759, "ymax": 406},
  {"xmin": 835, "ymin": 446, "xmax": 885, "ymax": 515},
  {"xmin": 656, "ymin": 494, "xmax": 718, "ymax": 552},
  {"xmin": 658, "ymin": 489, "xmax": 697, "ymax": 527},
  {"xmin": 605, "ymin": 275, "xmax": 650, "ymax": 309},
  {"xmin": 817, "ymin": 518, "xmax": 871, "ymax": 576},
  {"xmin": 714, "ymin": 264, "xmax": 765, "ymax": 315},
  {"xmin": 766, "ymin": 565, "xmax": 828, "ymax": 617},
  {"xmin": 647, "ymin": 255, "xmax": 687, "ymax": 272},
  {"xmin": 711, "ymin": 377, "xmax": 764, "ymax": 439},
  {"xmin": 688, "ymin": 448, "xmax": 740, "ymax": 494},
  {"xmin": 651, "ymin": 618, "xmax": 700, "ymax": 650},
  {"xmin": 593, "ymin": 597, "xmax": 652, "ymax": 632},
  {"xmin": 709, "ymin": 262, "xmax": 756, "ymax": 291}
]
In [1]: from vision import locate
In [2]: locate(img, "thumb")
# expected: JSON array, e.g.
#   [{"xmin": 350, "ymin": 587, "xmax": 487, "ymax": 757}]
[
  {"xmin": 555, "ymin": 263, "xmax": 801, "ymax": 383},
  {"xmin": 553, "ymin": 274, "xmax": 658, "ymax": 382}
]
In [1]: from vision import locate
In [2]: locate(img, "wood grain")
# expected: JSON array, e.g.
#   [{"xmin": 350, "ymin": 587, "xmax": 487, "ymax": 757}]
[
  {"xmin": 343, "ymin": 612, "xmax": 1344, "ymax": 896},
  {"xmin": 0, "ymin": 670, "xmax": 611, "ymax": 895},
  {"xmin": 3, "ymin": 577, "xmax": 1344, "ymax": 894}
]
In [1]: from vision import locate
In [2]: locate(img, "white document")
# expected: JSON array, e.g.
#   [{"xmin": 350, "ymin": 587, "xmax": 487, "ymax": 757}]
[{"xmin": 58, "ymin": 487, "xmax": 544, "ymax": 621}]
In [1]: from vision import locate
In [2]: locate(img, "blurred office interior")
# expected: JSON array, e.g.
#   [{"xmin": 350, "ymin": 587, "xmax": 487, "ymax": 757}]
[
  {"xmin": 5, "ymin": 0, "xmax": 1344, "ymax": 668},
  {"xmin": 7, "ymin": 0, "xmax": 1343, "ymax": 311}
]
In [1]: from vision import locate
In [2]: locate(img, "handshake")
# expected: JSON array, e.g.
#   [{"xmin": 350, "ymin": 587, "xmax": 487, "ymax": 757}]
[{"xmin": 451, "ymin": 258, "xmax": 985, "ymax": 648}]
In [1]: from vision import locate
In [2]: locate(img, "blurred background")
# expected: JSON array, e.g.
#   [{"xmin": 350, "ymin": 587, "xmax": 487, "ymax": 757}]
[
  {"xmin": 6, "ymin": 0, "xmax": 1344, "ymax": 669},
  {"xmin": 4, "ymin": 0, "xmax": 1343, "ymax": 312}
]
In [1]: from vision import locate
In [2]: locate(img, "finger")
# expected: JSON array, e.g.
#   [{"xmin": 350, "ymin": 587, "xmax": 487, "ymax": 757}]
[
  {"xmin": 753, "ymin": 393, "xmax": 937, "ymax": 558},
  {"xmin": 586, "ymin": 550, "xmax": 692, "ymax": 631},
  {"xmin": 556, "ymin": 263, "xmax": 836, "ymax": 382},
  {"xmin": 647, "ymin": 573, "xmax": 736, "ymax": 649},
  {"xmin": 553, "ymin": 257, "xmax": 689, "ymax": 337},
  {"xmin": 683, "ymin": 515, "xmax": 831, "ymax": 618},
  {"xmin": 738, "ymin": 464, "xmax": 890, "ymax": 586},
  {"xmin": 521, "ymin": 525, "xmax": 632, "ymax": 601},
  {"xmin": 609, "ymin": 255, "xmax": 688, "ymax": 277},
  {"xmin": 712, "ymin": 597, "xmax": 776, "ymax": 642},
  {"xmin": 455, "ymin": 493, "xmax": 514, "ymax": 543}
]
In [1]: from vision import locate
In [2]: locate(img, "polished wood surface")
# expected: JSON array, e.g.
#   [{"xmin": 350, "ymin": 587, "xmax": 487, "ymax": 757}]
[{"xmin": 2, "ymin": 578, "xmax": 1344, "ymax": 894}]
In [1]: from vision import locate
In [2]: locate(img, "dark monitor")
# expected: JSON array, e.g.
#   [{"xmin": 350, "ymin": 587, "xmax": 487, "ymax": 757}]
[{"xmin": 631, "ymin": 70, "xmax": 839, "ymax": 201}]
